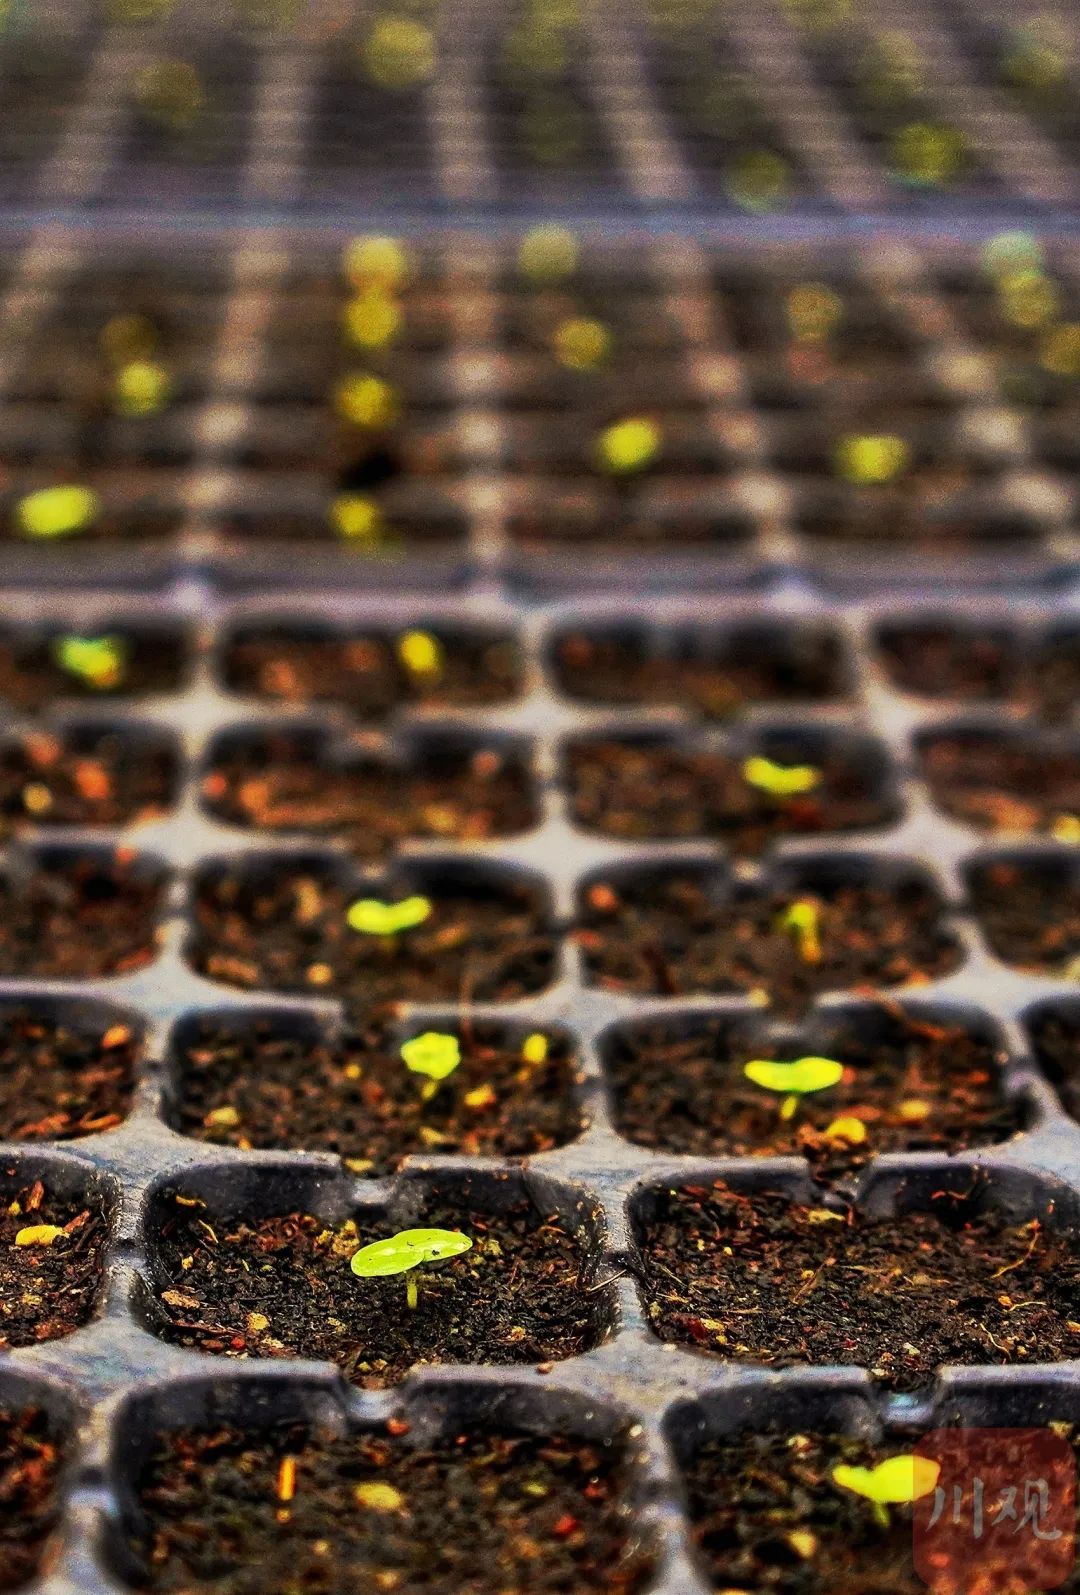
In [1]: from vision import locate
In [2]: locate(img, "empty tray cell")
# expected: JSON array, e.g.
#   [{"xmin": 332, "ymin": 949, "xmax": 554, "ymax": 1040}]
[
  {"xmin": 969, "ymin": 853, "xmax": 1080, "ymax": 976},
  {"xmin": 0, "ymin": 34, "xmax": 89, "ymax": 201},
  {"xmin": 190, "ymin": 856, "xmax": 556, "ymax": 1003},
  {"xmin": 633, "ymin": 1171, "xmax": 1080, "ymax": 1387},
  {"xmin": 509, "ymin": 479, "xmax": 754, "ymax": 551},
  {"xmin": 793, "ymin": 485, "xmax": 1039, "ymax": 552},
  {"xmin": 551, "ymin": 620, "xmax": 851, "ymax": 714},
  {"xmin": 566, "ymin": 727, "xmax": 894, "ymax": 853},
  {"xmin": 0, "ymin": 1400, "xmax": 67, "ymax": 1590},
  {"xmin": 102, "ymin": 53, "xmax": 256, "ymax": 205},
  {"xmin": 142, "ymin": 1168, "xmax": 612, "ymax": 1385},
  {"xmin": 0, "ymin": 472, "xmax": 183, "ymax": 546},
  {"xmin": 0, "ymin": 848, "xmax": 164, "ymax": 980},
  {"xmin": 875, "ymin": 618, "xmax": 1020, "ymax": 701},
  {"xmin": 112, "ymin": 1398, "xmax": 652, "ymax": 1595},
  {"xmin": 201, "ymin": 726, "xmax": 536, "ymax": 858},
  {"xmin": 0, "ymin": 401, "xmax": 198, "ymax": 474},
  {"xmin": 577, "ymin": 860, "xmax": 960, "ymax": 1015},
  {"xmin": 0, "ymin": 723, "xmax": 178, "ymax": 833},
  {"xmin": 602, "ymin": 1000, "xmax": 1022, "ymax": 1161},
  {"xmin": 0, "ymin": 999, "xmax": 138, "ymax": 1143},
  {"xmin": 1028, "ymin": 999, "xmax": 1080, "ymax": 1126},
  {"xmin": 485, "ymin": 2, "xmax": 624, "ymax": 203},
  {"xmin": 985, "ymin": 18, "xmax": 1079, "ymax": 162},
  {"xmin": 499, "ymin": 267, "xmax": 685, "ymax": 355},
  {"xmin": 302, "ymin": 35, "xmax": 437, "ymax": 207},
  {"xmin": 220, "ymin": 620, "xmax": 522, "ymax": 718},
  {"xmin": 166, "ymin": 1010, "xmax": 581, "ymax": 1171},
  {"xmin": 232, "ymin": 397, "xmax": 465, "ymax": 480},
  {"xmin": 919, "ymin": 727, "xmax": 1080, "ymax": 838},
  {"xmin": 0, "ymin": 1159, "xmax": 113, "ymax": 1348},
  {"xmin": 0, "ymin": 621, "xmax": 188, "ymax": 710},
  {"xmin": 498, "ymin": 351, "xmax": 700, "ymax": 414}
]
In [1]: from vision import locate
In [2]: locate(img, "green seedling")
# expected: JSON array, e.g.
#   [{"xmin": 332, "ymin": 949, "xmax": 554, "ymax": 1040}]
[
  {"xmin": 742, "ymin": 755, "xmax": 821, "ymax": 799},
  {"xmin": 401, "ymin": 1032, "xmax": 461, "ymax": 1100},
  {"xmin": 350, "ymin": 1227, "xmax": 472, "ymax": 1309},
  {"xmin": 347, "ymin": 895, "xmax": 432, "ymax": 937},
  {"xmin": 832, "ymin": 1454, "xmax": 940, "ymax": 1529},
  {"xmin": 52, "ymin": 633, "xmax": 129, "ymax": 690},
  {"xmin": 16, "ymin": 485, "xmax": 101, "ymax": 540},
  {"xmin": 397, "ymin": 629, "xmax": 443, "ymax": 679},
  {"xmin": 743, "ymin": 1055, "xmax": 844, "ymax": 1120},
  {"xmin": 596, "ymin": 416, "xmax": 661, "ymax": 476},
  {"xmin": 517, "ymin": 224, "xmax": 578, "ymax": 285},
  {"xmin": 779, "ymin": 897, "xmax": 823, "ymax": 963}
]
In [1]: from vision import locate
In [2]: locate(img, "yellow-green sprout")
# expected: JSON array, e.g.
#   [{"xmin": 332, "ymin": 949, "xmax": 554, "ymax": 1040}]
[
  {"xmin": 596, "ymin": 417, "xmax": 662, "ymax": 476},
  {"xmin": 347, "ymin": 895, "xmax": 432, "ymax": 936},
  {"xmin": 1040, "ymin": 323, "xmax": 1080, "ymax": 377},
  {"xmin": 16, "ymin": 485, "xmax": 101, "ymax": 540},
  {"xmin": 344, "ymin": 235, "xmax": 410, "ymax": 291},
  {"xmin": 135, "ymin": 59, "xmax": 204, "ymax": 131},
  {"xmin": 350, "ymin": 1227, "xmax": 472, "ymax": 1309},
  {"xmin": 113, "ymin": 358, "xmax": 171, "ymax": 417},
  {"xmin": 554, "ymin": 316, "xmax": 612, "ymax": 371},
  {"xmin": 727, "ymin": 149, "xmax": 791, "ymax": 213},
  {"xmin": 330, "ymin": 494, "xmax": 385, "ymax": 544},
  {"xmin": 361, "ymin": 16, "xmax": 436, "ymax": 88},
  {"xmin": 834, "ymin": 433, "xmax": 909, "ymax": 486},
  {"xmin": 335, "ymin": 374, "xmax": 400, "ymax": 429},
  {"xmin": 522, "ymin": 1032, "xmax": 549, "ymax": 1065},
  {"xmin": 744, "ymin": 1055, "xmax": 844, "ymax": 1120},
  {"xmin": 397, "ymin": 629, "xmax": 443, "ymax": 678},
  {"xmin": 998, "ymin": 268, "xmax": 1060, "ymax": 328},
  {"xmin": 53, "ymin": 634, "xmax": 128, "ymax": 691},
  {"xmin": 832, "ymin": 1454, "xmax": 940, "ymax": 1528},
  {"xmin": 742, "ymin": 755, "xmax": 821, "ymax": 799},
  {"xmin": 401, "ymin": 1031, "xmax": 461, "ymax": 1082},
  {"xmin": 343, "ymin": 290, "xmax": 403, "ymax": 350},
  {"xmin": 517, "ymin": 224, "xmax": 578, "ymax": 285},
  {"xmin": 786, "ymin": 282, "xmax": 843, "ymax": 344},
  {"xmin": 779, "ymin": 898, "xmax": 823, "ymax": 964},
  {"xmin": 890, "ymin": 120, "xmax": 965, "ymax": 188},
  {"xmin": 982, "ymin": 230, "xmax": 1044, "ymax": 281}
]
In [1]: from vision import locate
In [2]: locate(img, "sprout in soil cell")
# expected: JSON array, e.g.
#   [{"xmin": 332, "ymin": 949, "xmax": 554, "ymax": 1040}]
[
  {"xmin": 786, "ymin": 281, "xmax": 843, "ymax": 344},
  {"xmin": 834, "ymin": 433, "xmax": 910, "ymax": 486},
  {"xmin": 350, "ymin": 1226, "xmax": 472, "ymax": 1309},
  {"xmin": 397, "ymin": 629, "xmax": 443, "ymax": 679},
  {"xmin": 596, "ymin": 417, "xmax": 662, "ymax": 477},
  {"xmin": 401, "ymin": 1032, "xmax": 461, "ymax": 1096},
  {"xmin": 742, "ymin": 755, "xmax": 821, "ymax": 799},
  {"xmin": 16, "ymin": 485, "xmax": 101, "ymax": 541},
  {"xmin": 347, "ymin": 895, "xmax": 432, "ymax": 936},
  {"xmin": 727, "ymin": 148, "xmax": 791, "ymax": 213},
  {"xmin": 334, "ymin": 373, "xmax": 400, "ymax": 429},
  {"xmin": 778, "ymin": 896, "xmax": 823, "ymax": 964},
  {"xmin": 343, "ymin": 289, "xmax": 402, "ymax": 350},
  {"xmin": 554, "ymin": 316, "xmax": 612, "ymax": 371},
  {"xmin": 743, "ymin": 1055, "xmax": 844, "ymax": 1120},
  {"xmin": 361, "ymin": 15, "xmax": 436, "ymax": 89},
  {"xmin": 832, "ymin": 1454, "xmax": 940, "ymax": 1529},
  {"xmin": 1041, "ymin": 323, "xmax": 1080, "ymax": 378},
  {"xmin": 344, "ymin": 235, "xmax": 410, "ymax": 292},
  {"xmin": 521, "ymin": 1031, "xmax": 549, "ymax": 1065},
  {"xmin": 518, "ymin": 224, "xmax": 579, "ymax": 285},
  {"xmin": 13, "ymin": 1224, "xmax": 64, "ymax": 1248},
  {"xmin": 52, "ymin": 633, "xmax": 128, "ymax": 690},
  {"xmin": 330, "ymin": 492, "xmax": 385, "ymax": 544},
  {"xmin": 113, "ymin": 357, "xmax": 171, "ymax": 417}
]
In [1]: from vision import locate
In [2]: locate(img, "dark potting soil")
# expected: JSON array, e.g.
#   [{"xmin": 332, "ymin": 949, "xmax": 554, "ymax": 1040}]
[
  {"xmin": 605, "ymin": 1004, "xmax": 1020, "ymax": 1162},
  {"xmin": 0, "ymin": 728, "xmax": 177, "ymax": 832},
  {"xmin": 202, "ymin": 733, "xmax": 535, "ymax": 857},
  {"xmin": 0, "ymin": 853, "xmax": 163, "ymax": 979},
  {"xmin": 552, "ymin": 628, "xmax": 849, "ymax": 714},
  {"xmin": 0, "ymin": 1407, "xmax": 64, "ymax": 1593},
  {"xmin": 0, "ymin": 628, "xmax": 186, "ymax": 710},
  {"xmin": 970, "ymin": 858, "xmax": 1080, "ymax": 975},
  {"xmin": 0, "ymin": 1177, "xmax": 109, "ymax": 1347},
  {"xmin": 0, "ymin": 1008, "xmax": 136, "ymax": 1141},
  {"xmin": 877, "ymin": 622, "xmax": 1080, "ymax": 717},
  {"xmin": 920, "ymin": 733, "xmax": 1080, "ymax": 836},
  {"xmin": 635, "ymin": 1181, "xmax": 1080, "ymax": 1388},
  {"xmin": 191, "ymin": 863, "xmax": 554, "ymax": 1004},
  {"xmin": 149, "ymin": 1188, "xmax": 610, "ymax": 1385},
  {"xmin": 125, "ymin": 1421, "xmax": 653, "ymax": 1595},
  {"xmin": 681, "ymin": 1429, "xmax": 927, "ymax": 1595},
  {"xmin": 169, "ymin": 1017, "xmax": 581, "ymax": 1171},
  {"xmin": 568, "ymin": 737, "xmax": 891, "ymax": 853},
  {"xmin": 578, "ymin": 872, "xmax": 960, "ymax": 1015},
  {"xmin": 1029, "ymin": 1006, "xmax": 1080, "ymax": 1125},
  {"xmin": 220, "ymin": 627, "xmax": 522, "ymax": 718}
]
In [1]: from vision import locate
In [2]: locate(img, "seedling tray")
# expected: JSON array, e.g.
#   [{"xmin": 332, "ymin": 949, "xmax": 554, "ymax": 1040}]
[{"xmin": 0, "ymin": 573, "xmax": 1074, "ymax": 1593}]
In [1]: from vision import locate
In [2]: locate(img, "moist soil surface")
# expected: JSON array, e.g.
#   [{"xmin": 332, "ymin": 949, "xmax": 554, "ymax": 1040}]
[
  {"xmin": 0, "ymin": 1407, "xmax": 64, "ymax": 1593},
  {"xmin": 0, "ymin": 1009, "xmax": 136, "ymax": 1141},
  {"xmin": 578, "ymin": 872, "xmax": 959, "ymax": 1016},
  {"xmin": 971, "ymin": 859, "xmax": 1080, "ymax": 975},
  {"xmin": 0, "ymin": 629, "xmax": 185, "ymax": 709},
  {"xmin": 920, "ymin": 733, "xmax": 1080, "ymax": 836},
  {"xmin": 0, "ymin": 728, "xmax": 177, "ymax": 831},
  {"xmin": 605, "ymin": 1003, "xmax": 1020, "ymax": 1164},
  {"xmin": 126, "ymin": 1421, "xmax": 652, "ymax": 1595},
  {"xmin": 0, "ymin": 854, "xmax": 162, "ymax": 979},
  {"xmin": 553, "ymin": 629, "xmax": 848, "ymax": 714},
  {"xmin": 1029, "ymin": 1006, "xmax": 1080, "ymax": 1124},
  {"xmin": 682, "ymin": 1429, "xmax": 928, "ymax": 1595},
  {"xmin": 0, "ymin": 1176, "xmax": 109, "ymax": 1347},
  {"xmin": 568, "ymin": 736, "xmax": 891, "ymax": 853},
  {"xmin": 149, "ymin": 1187, "xmax": 609, "ymax": 1386},
  {"xmin": 635, "ymin": 1181, "xmax": 1080, "ymax": 1389},
  {"xmin": 170, "ymin": 1018, "xmax": 581, "ymax": 1171},
  {"xmin": 202, "ymin": 734, "xmax": 535, "ymax": 857},
  {"xmin": 191, "ymin": 864, "xmax": 554, "ymax": 1004},
  {"xmin": 220, "ymin": 629, "xmax": 522, "ymax": 718},
  {"xmin": 877, "ymin": 623, "xmax": 1080, "ymax": 716}
]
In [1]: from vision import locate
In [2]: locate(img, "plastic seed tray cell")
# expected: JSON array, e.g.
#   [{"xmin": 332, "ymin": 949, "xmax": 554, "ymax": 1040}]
[{"xmin": 0, "ymin": 576, "xmax": 1076, "ymax": 1593}]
